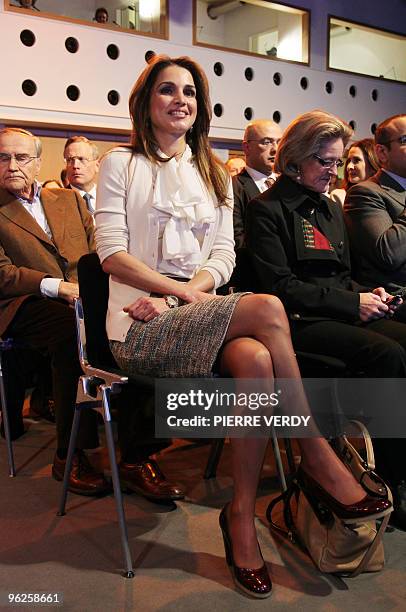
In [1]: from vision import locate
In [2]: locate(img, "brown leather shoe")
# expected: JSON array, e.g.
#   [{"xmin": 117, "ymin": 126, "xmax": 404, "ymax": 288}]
[
  {"xmin": 52, "ymin": 451, "xmax": 111, "ymax": 496},
  {"xmin": 119, "ymin": 459, "xmax": 185, "ymax": 501}
]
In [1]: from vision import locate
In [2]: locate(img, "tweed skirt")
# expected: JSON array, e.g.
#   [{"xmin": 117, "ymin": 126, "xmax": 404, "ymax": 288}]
[{"xmin": 110, "ymin": 292, "xmax": 248, "ymax": 378}]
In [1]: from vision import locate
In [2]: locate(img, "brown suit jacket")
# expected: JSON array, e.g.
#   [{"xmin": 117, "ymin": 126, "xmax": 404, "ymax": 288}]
[{"xmin": 0, "ymin": 186, "xmax": 95, "ymax": 335}]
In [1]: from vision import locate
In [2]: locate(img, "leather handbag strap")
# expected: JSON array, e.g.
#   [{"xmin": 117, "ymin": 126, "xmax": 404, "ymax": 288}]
[
  {"xmin": 347, "ymin": 419, "xmax": 375, "ymax": 470},
  {"xmin": 349, "ymin": 514, "xmax": 390, "ymax": 577}
]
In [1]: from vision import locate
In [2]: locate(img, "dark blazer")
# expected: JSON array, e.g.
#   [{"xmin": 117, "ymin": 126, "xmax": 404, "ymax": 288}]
[
  {"xmin": 232, "ymin": 169, "xmax": 260, "ymax": 250},
  {"xmin": 0, "ymin": 187, "xmax": 94, "ymax": 335},
  {"xmin": 246, "ymin": 175, "xmax": 367, "ymax": 323},
  {"xmin": 344, "ymin": 170, "xmax": 406, "ymax": 292}
]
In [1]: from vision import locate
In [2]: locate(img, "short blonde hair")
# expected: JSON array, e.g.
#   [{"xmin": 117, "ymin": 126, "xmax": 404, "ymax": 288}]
[
  {"xmin": 275, "ymin": 110, "xmax": 352, "ymax": 178},
  {"xmin": 64, "ymin": 136, "xmax": 99, "ymax": 160}
]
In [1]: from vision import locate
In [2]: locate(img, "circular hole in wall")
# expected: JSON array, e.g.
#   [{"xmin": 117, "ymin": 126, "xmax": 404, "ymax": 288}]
[
  {"xmin": 213, "ymin": 103, "xmax": 223, "ymax": 117},
  {"xmin": 349, "ymin": 120, "xmax": 357, "ymax": 131},
  {"xmin": 65, "ymin": 37, "xmax": 79, "ymax": 53},
  {"xmin": 107, "ymin": 44, "xmax": 119, "ymax": 60},
  {"xmin": 213, "ymin": 62, "xmax": 224, "ymax": 76},
  {"xmin": 325, "ymin": 81, "xmax": 334, "ymax": 94},
  {"xmin": 22, "ymin": 79, "xmax": 37, "ymax": 96},
  {"xmin": 244, "ymin": 107, "xmax": 253, "ymax": 120},
  {"xmin": 370, "ymin": 123, "xmax": 377, "ymax": 135},
  {"xmin": 145, "ymin": 50, "xmax": 156, "ymax": 63},
  {"xmin": 273, "ymin": 110, "xmax": 281, "ymax": 124},
  {"xmin": 20, "ymin": 29, "xmax": 35, "ymax": 47},
  {"xmin": 300, "ymin": 77, "xmax": 309, "ymax": 90},
  {"xmin": 66, "ymin": 85, "xmax": 80, "ymax": 101},
  {"xmin": 349, "ymin": 85, "xmax": 357, "ymax": 97},
  {"xmin": 273, "ymin": 72, "xmax": 282, "ymax": 86},
  {"xmin": 108, "ymin": 90, "xmax": 120, "ymax": 106},
  {"xmin": 371, "ymin": 89, "xmax": 379, "ymax": 101},
  {"xmin": 244, "ymin": 67, "xmax": 254, "ymax": 81}
]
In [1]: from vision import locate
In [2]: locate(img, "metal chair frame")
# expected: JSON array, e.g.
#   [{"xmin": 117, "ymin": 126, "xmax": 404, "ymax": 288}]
[
  {"xmin": 0, "ymin": 338, "xmax": 16, "ymax": 477},
  {"xmin": 57, "ymin": 297, "xmax": 135, "ymax": 578}
]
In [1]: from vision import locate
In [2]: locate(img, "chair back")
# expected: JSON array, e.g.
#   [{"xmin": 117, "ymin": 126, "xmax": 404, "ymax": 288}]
[{"xmin": 77, "ymin": 253, "xmax": 118, "ymax": 370}]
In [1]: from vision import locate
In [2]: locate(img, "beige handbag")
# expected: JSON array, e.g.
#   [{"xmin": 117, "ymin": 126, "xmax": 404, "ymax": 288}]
[{"xmin": 267, "ymin": 421, "xmax": 392, "ymax": 576}]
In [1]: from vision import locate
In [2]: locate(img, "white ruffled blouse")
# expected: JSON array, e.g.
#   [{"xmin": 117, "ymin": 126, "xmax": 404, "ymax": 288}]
[{"xmin": 153, "ymin": 145, "xmax": 215, "ymax": 278}]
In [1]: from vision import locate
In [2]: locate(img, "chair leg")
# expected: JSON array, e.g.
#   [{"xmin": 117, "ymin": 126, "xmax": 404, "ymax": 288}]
[
  {"xmin": 57, "ymin": 405, "xmax": 82, "ymax": 517},
  {"xmin": 204, "ymin": 438, "xmax": 225, "ymax": 479},
  {"xmin": 0, "ymin": 355, "xmax": 16, "ymax": 478},
  {"xmin": 270, "ymin": 427, "xmax": 287, "ymax": 492},
  {"xmin": 101, "ymin": 385, "xmax": 134, "ymax": 579},
  {"xmin": 284, "ymin": 439, "xmax": 296, "ymax": 476}
]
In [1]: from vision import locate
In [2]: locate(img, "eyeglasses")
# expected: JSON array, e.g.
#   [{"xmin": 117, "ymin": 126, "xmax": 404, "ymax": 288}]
[
  {"xmin": 380, "ymin": 135, "xmax": 406, "ymax": 146},
  {"xmin": 64, "ymin": 156, "xmax": 95, "ymax": 166},
  {"xmin": 0, "ymin": 153, "xmax": 38, "ymax": 166},
  {"xmin": 247, "ymin": 138, "xmax": 280, "ymax": 147},
  {"xmin": 313, "ymin": 153, "xmax": 344, "ymax": 169}
]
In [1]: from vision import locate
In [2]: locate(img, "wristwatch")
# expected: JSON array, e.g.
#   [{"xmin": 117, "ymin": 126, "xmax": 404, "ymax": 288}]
[{"xmin": 164, "ymin": 295, "xmax": 180, "ymax": 309}]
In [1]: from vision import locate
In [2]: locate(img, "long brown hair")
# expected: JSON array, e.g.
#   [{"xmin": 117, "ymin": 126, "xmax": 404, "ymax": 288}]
[
  {"xmin": 128, "ymin": 54, "xmax": 230, "ymax": 206},
  {"xmin": 342, "ymin": 138, "xmax": 379, "ymax": 190}
]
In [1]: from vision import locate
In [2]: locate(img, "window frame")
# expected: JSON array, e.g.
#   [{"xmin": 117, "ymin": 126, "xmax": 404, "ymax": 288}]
[
  {"xmin": 327, "ymin": 14, "xmax": 406, "ymax": 85},
  {"xmin": 193, "ymin": 0, "xmax": 310, "ymax": 67},
  {"xmin": 4, "ymin": 0, "xmax": 169, "ymax": 40}
]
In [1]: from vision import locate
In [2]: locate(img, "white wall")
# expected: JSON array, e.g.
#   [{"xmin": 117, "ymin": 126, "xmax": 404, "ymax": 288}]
[
  {"xmin": 196, "ymin": 0, "xmax": 224, "ymax": 47},
  {"xmin": 0, "ymin": 0, "xmax": 405, "ymax": 143},
  {"xmin": 223, "ymin": 5, "xmax": 277, "ymax": 53},
  {"xmin": 330, "ymin": 28, "xmax": 406, "ymax": 82}
]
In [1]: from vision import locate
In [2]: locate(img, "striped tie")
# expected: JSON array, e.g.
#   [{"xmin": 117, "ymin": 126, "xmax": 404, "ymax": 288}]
[
  {"xmin": 265, "ymin": 177, "xmax": 275, "ymax": 189},
  {"xmin": 83, "ymin": 192, "xmax": 94, "ymax": 214}
]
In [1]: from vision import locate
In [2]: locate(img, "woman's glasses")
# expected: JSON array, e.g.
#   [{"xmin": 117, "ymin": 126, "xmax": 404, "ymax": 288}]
[{"xmin": 313, "ymin": 153, "xmax": 344, "ymax": 169}]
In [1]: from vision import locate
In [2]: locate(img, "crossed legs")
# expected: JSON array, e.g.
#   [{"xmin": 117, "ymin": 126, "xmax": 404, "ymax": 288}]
[{"xmin": 219, "ymin": 294, "xmax": 367, "ymax": 568}]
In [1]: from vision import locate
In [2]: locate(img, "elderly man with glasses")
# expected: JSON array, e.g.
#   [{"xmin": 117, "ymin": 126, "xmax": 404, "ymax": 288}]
[
  {"xmin": 64, "ymin": 136, "xmax": 100, "ymax": 215},
  {"xmin": 0, "ymin": 128, "xmax": 184, "ymax": 503},
  {"xmin": 0, "ymin": 127, "xmax": 106, "ymax": 495}
]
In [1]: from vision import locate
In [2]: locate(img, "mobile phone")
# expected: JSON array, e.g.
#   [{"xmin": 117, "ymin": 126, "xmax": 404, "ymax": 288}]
[{"xmin": 389, "ymin": 294, "xmax": 402, "ymax": 305}]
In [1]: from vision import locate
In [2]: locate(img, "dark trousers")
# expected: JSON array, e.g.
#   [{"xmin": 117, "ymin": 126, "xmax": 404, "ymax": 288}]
[
  {"xmin": 4, "ymin": 297, "xmax": 166, "ymax": 461},
  {"xmin": 291, "ymin": 317, "xmax": 406, "ymax": 483},
  {"xmin": 4, "ymin": 297, "xmax": 99, "ymax": 449}
]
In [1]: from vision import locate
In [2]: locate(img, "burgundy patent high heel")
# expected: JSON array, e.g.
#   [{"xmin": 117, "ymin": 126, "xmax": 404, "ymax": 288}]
[
  {"xmin": 219, "ymin": 505, "xmax": 272, "ymax": 599},
  {"xmin": 297, "ymin": 467, "xmax": 392, "ymax": 524}
]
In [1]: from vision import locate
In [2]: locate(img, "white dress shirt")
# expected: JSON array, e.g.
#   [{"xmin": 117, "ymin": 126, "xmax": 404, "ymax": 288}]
[
  {"xmin": 245, "ymin": 166, "xmax": 278, "ymax": 193},
  {"xmin": 75, "ymin": 184, "xmax": 97, "ymax": 214}
]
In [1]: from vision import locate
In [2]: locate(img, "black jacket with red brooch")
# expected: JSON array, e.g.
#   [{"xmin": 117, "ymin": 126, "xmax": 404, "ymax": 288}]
[{"xmin": 245, "ymin": 174, "xmax": 370, "ymax": 323}]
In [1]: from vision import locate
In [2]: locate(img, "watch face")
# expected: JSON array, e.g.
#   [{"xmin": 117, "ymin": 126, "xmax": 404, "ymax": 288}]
[{"xmin": 166, "ymin": 295, "xmax": 179, "ymax": 308}]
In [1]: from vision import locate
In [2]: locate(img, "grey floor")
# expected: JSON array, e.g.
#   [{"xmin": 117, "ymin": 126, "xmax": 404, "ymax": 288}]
[{"xmin": 1, "ymin": 416, "xmax": 405, "ymax": 612}]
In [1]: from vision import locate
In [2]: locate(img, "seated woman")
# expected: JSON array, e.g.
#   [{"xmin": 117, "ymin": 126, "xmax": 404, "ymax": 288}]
[
  {"xmin": 246, "ymin": 109, "xmax": 406, "ymax": 531},
  {"xmin": 96, "ymin": 62, "xmax": 390, "ymax": 599},
  {"xmin": 330, "ymin": 138, "xmax": 379, "ymax": 206}
]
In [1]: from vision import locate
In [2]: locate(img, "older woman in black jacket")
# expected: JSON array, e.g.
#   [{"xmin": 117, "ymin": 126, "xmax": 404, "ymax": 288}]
[{"xmin": 246, "ymin": 109, "xmax": 406, "ymax": 528}]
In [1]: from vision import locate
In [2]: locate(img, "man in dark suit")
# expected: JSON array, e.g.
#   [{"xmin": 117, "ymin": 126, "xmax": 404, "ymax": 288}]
[
  {"xmin": 0, "ymin": 128, "xmax": 183, "ymax": 501},
  {"xmin": 344, "ymin": 114, "xmax": 406, "ymax": 295},
  {"xmin": 225, "ymin": 120, "xmax": 281, "ymax": 293},
  {"xmin": 233, "ymin": 119, "xmax": 282, "ymax": 250}
]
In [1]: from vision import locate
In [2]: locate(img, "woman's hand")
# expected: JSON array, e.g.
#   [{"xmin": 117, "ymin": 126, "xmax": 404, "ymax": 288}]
[
  {"xmin": 180, "ymin": 287, "xmax": 223, "ymax": 304},
  {"xmin": 359, "ymin": 291, "xmax": 389, "ymax": 322},
  {"xmin": 123, "ymin": 297, "xmax": 169, "ymax": 322}
]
